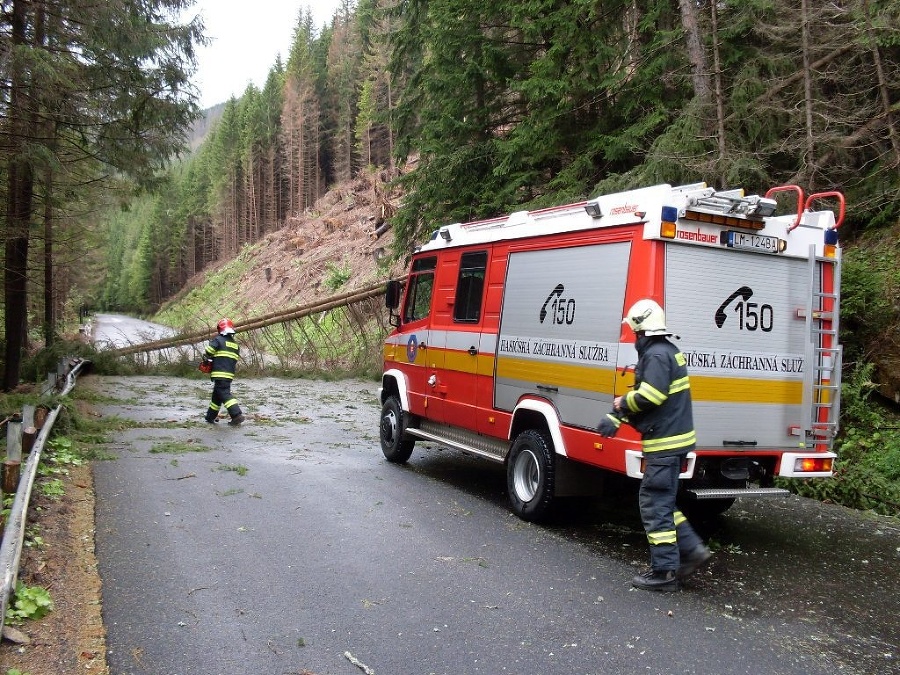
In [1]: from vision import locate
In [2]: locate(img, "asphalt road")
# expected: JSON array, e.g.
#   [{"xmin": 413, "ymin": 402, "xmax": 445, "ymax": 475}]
[
  {"xmin": 87, "ymin": 373, "xmax": 900, "ymax": 675},
  {"xmin": 91, "ymin": 314, "xmax": 176, "ymax": 349}
]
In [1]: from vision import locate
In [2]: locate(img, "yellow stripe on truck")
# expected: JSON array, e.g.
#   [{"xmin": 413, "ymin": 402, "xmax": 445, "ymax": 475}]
[
  {"xmin": 387, "ymin": 343, "xmax": 803, "ymax": 405},
  {"xmin": 690, "ymin": 374, "xmax": 802, "ymax": 404},
  {"xmin": 443, "ymin": 349, "xmax": 480, "ymax": 375},
  {"xmin": 498, "ymin": 357, "xmax": 801, "ymax": 404},
  {"xmin": 496, "ymin": 356, "xmax": 616, "ymax": 394}
]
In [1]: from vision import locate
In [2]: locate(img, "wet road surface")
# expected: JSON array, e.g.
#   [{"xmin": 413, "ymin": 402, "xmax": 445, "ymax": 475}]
[
  {"xmin": 91, "ymin": 314, "xmax": 176, "ymax": 349},
  {"xmin": 86, "ymin": 374, "xmax": 900, "ymax": 675}
]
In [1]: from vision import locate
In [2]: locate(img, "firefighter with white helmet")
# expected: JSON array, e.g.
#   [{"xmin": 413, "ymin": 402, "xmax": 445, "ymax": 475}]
[
  {"xmin": 201, "ymin": 318, "xmax": 245, "ymax": 425},
  {"xmin": 597, "ymin": 299, "xmax": 711, "ymax": 591}
]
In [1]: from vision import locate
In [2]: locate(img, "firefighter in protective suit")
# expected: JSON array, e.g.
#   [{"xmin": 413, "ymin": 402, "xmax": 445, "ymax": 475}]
[
  {"xmin": 201, "ymin": 318, "xmax": 245, "ymax": 425},
  {"xmin": 597, "ymin": 299, "xmax": 711, "ymax": 591}
]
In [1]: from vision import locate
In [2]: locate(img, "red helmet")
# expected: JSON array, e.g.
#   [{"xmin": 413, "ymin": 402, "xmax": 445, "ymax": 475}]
[{"xmin": 217, "ymin": 318, "xmax": 235, "ymax": 335}]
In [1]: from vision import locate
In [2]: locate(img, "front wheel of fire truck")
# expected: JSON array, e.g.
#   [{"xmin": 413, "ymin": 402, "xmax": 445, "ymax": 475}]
[
  {"xmin": 506, "ymin": 429, "xmax": 556, "ymax": 521},
  {"xmin": 380, "ymin": 396, "xmax": 415, "ymax": 463}
]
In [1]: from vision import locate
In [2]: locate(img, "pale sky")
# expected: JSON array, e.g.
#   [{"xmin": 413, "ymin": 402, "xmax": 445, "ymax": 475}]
[{"xmin": 187, "ymin": 0, "xmax": 342, "ymax": 109}]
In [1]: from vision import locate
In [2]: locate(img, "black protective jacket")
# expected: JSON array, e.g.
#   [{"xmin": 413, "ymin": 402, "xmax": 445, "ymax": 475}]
[
  {"xmin": 620, "ymin": 335, "xmax": 696, "ymax": 456},
  {"xmin": 205, "ymin": 334, "xmax": 239, "ymax": 380}
]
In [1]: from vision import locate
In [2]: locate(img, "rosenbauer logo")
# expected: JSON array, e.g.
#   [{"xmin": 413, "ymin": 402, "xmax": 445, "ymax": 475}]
[{"xmin": 675, "ymin": 227, "xmax": 718, "ymax": 244}]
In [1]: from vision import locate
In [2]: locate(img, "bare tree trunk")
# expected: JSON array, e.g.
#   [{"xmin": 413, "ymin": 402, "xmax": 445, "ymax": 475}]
[
  {"xmin": 710, "ymin": 0, "xmax": 726, "ymax": 186},
  {"xmin": 315, "ymin": 114, "xmax": 322, "ymax": 201},
  {"xmin": 387, "ymin": 76, "xmax": 394, "ymax": 173},
  {"xmin": 43, "ymin": 164, "xmax": 55, "ymax": 347},
  {"xmin": 268, "ymin": 144, "xmax": 278, "ymax": 228},
  {"xmin": 864, "ymin": 0, "xmax": 900, "ymax": 168},
  {"xmin": 678, "ymin": 0, "xmax": 712, "ymax": 108},
  {"xmin": 3, "ymin": 0, "xmax": 35, "ymax": 390},
  {"xmin": 801, "ymin": 0, "xmax": 816, "ymax": 187}
]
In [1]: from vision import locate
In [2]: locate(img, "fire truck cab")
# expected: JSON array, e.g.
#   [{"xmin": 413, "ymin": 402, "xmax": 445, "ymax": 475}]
[{"xmin": 379, "ymin": 182, "xmax": 844, "ymax": 521}]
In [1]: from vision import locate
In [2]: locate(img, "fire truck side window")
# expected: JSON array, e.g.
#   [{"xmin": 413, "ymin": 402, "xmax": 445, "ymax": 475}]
[
  {"xmin": 453, "ymin": 250, "xmax": 487, "ymax": 323},
  {"xmin": 403, "ymin": 256, "xmax": 437, "ymax": 323}
]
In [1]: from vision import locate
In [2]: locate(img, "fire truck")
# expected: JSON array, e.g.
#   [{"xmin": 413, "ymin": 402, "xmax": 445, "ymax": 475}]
[{"xmin": 379, "ymin": 182, "xmax": 844, "ymax": 521}]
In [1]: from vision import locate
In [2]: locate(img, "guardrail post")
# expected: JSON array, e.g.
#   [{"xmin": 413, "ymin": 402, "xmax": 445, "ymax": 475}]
[
  {"xmin": 34, "ymin": 406, "xmax": 48, "ymax": 430},
  {"xmin": 3, "ymin": 414, "xmax": 22, "ymax": 498},
  {"xmin": 5, "ymin": 414, "xmax": 22, "ymax": 462},
  {"xmin": 22, "ymin": 405, "xmax": 34, "ymax": 430},
  {"xmin": 21, "ymin": 405, "xmax": 36, "ymax": 455}
]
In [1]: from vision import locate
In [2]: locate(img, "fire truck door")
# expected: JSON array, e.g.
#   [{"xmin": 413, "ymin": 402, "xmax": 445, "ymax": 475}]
[
  {"xmin": 435, "ymin": 250, "xmax": 488, "ymax": 428},
  {"xmin": 398, "ymin": 256, "xmax": 444, "ymax": 422}
]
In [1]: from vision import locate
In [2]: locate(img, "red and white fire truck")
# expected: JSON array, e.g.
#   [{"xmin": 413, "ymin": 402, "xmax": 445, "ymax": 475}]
[{"xmin": 379, "ymin": 182, "xmax": 844, "ymax": 520}]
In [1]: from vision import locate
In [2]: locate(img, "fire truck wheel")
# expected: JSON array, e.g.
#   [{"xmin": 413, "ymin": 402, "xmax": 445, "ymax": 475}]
[
  {"xmin": 506, "ymin": 429, "xmax": 556, "ymax": 521},
  {"xmin": 380, "ymin": 396, "xmax": 415, "ymax": 463},
  {"xmin": 680, "ymin": 497, "xmax": 735, "ymax": 520}
]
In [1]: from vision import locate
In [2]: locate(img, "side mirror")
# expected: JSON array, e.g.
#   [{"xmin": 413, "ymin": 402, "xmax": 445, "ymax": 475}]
[{"xmin": 385, "ymin": 279, "xmax": 402, "ymax": 310}]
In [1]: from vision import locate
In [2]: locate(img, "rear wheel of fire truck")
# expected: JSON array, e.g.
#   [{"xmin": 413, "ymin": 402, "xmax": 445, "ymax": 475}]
[
  {"xmin": 506, "ymin": 429, "xmax": 555, "ymax": 521},
  {"xmin": 380, "ymin": 396, "xmax": 415, "ymax": 463},
  {"xmin": 679, "ymin": 495, "xmax": 735, "ymax": 520}
]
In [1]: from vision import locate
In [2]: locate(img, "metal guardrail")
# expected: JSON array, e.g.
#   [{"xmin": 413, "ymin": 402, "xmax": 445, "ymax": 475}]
[{"xmin": 0, "ymin": 359, "xmax": 90, "ymax": 634}]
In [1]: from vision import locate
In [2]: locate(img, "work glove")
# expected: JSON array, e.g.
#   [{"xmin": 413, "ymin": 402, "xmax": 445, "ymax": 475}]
[{"xmin": 597, "ymin": 413, "xmax": 622, "ymax": 438}]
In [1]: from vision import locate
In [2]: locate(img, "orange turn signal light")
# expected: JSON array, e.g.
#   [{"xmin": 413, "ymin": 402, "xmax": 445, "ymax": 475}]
[{"xmin": 661, "ymin": 221, "xmax": 677, "ymax": 239}]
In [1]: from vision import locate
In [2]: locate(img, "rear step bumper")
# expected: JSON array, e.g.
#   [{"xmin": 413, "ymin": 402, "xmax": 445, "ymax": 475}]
[{"xmin": 687, "ymin": 487, "xmax": 791, "ymax": 500}]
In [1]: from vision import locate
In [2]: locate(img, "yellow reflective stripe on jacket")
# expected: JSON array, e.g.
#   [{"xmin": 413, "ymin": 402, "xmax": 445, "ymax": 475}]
[
  {"xmin": 669, "ymin": 375, "xmax": 690, "ymax": 394},
  {"xmin": 625, "ymin": 381, "xmax": 667, "ymax": 411},
  {"xmin": 642, "ymin": 430, "xmax": 697, "ymax": 453},
  {"xmin": 211, "ymin": 371, "xmax": 235, "ymax": 380}
]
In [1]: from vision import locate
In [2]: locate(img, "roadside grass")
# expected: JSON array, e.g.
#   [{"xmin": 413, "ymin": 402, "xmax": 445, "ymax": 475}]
[
  {"xmin": 148, "ymin": 440, "xmax": 211, "ymax": 454},
  {"xmin": 216, "ymin": 463, "xmax": 248, "ymax": 476}
]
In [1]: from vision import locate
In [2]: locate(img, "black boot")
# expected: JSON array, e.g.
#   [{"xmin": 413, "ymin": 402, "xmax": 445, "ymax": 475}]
[
  {"xmin": 632, "ymin": 569, "xmax": 679, "ymax": 592},
  {"xmin": 677, "ymin": 545, "xmax": 712, "ymax": 580}
]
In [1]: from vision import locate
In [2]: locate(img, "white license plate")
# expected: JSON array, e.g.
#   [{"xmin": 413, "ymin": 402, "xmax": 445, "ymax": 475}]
[{"xmin": 724, "ymin": 231, "xmax": 783, "ymax": 253}]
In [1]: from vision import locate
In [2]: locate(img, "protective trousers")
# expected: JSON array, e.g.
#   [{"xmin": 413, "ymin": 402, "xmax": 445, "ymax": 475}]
[
  {"xmin": 639, "ymin": 455, "xmax": 705, "ymax": 572},
  {"xmin": 205, "ymin": 378, "xmax": 243, "ymax": 423}
]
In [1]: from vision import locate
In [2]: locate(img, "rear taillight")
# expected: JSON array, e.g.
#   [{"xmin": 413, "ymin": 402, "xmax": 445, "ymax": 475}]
[{"xmin": 794, "ymin": 457, "xmax": 833, "ymax": 473}]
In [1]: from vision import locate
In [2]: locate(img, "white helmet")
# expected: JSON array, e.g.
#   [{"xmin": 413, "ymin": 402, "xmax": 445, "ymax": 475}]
[{"xmin": 623, "ymin": 299, "xmax": 670, "ymax": 336}]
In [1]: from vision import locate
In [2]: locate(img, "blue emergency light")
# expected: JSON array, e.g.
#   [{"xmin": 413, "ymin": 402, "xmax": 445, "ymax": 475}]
[{"xmin": 661, "ymin": 205, "xmax": 679, "ymax": 222}]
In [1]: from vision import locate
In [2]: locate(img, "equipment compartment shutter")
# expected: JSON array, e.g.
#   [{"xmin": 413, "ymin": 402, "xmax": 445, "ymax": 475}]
[
  {"xmin": 665, "ymin": 245, "xmax": 814, "ymax": 448},
  {"xmin": 495, "ymin": 242, "xmax": 630, "ymax": 428}
]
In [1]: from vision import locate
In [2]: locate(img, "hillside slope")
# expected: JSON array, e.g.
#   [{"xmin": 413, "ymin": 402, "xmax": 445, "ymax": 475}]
[{"xmin": 154, "ymin": 170, "xmax": 406, "ymax": 330}]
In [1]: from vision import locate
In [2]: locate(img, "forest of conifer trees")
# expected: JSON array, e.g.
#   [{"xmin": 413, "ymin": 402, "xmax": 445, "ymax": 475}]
[
  {"xmin": 100, "ymin": 0, "xmax": 900, "ymax": 316},
  {"xmin": 3, "ymin": 0, "xmax": 900, "ymax": 389}
]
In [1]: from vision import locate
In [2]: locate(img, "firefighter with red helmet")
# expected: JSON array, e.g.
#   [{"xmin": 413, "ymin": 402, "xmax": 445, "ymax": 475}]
[
  {"xmin": 201, "ymin": 318, "xmax": 245, "ymax": 425},
  {"xmin": 597, "ymin": 299, "xmax": 711, "ymax": 591}
]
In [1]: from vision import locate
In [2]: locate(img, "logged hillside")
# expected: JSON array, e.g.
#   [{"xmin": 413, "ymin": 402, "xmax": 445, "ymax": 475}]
[{"xmin": 152, "ymin": 170, "xmax": 406, "ymax": 330}]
